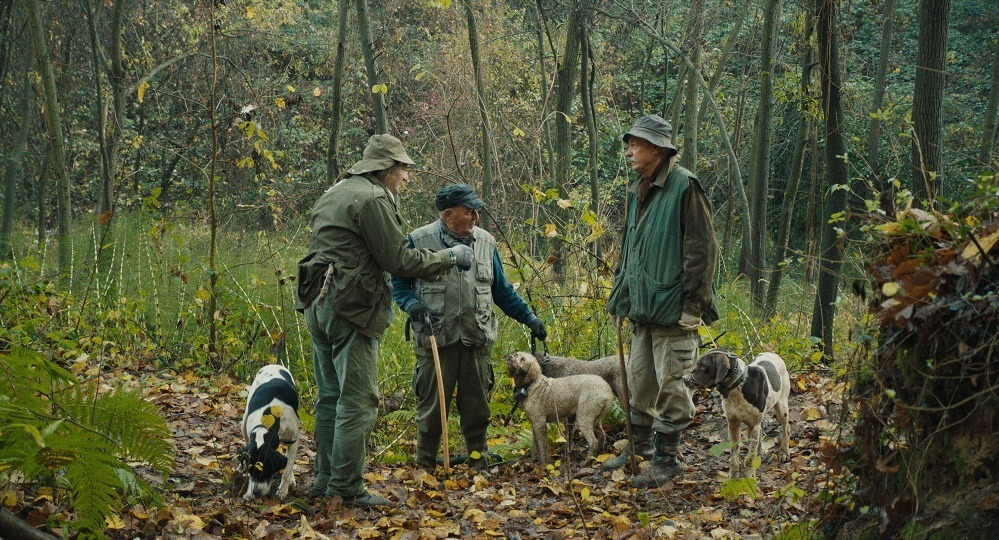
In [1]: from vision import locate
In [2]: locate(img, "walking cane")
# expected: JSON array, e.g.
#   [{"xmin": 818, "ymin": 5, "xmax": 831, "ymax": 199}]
[
  {"xmin": 616, "ymin": 317, "xmax": 638, "ymax": 474},
  {"xmin": 425, "ymin": 316, "xmax": 451, "ymax": 474}
]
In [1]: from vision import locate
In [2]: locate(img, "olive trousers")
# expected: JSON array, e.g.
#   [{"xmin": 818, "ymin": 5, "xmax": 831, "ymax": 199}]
[{"xmin": 305, "ymin": 298, "xmax": 380, "ymax": 498}]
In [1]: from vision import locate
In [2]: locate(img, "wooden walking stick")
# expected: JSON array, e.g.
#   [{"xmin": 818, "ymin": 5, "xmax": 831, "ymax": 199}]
[
  {"xmin": 425, "ymin": 317, "xmax": 450, "ymax": 474},
  {"xmin": 616, "ymin": 317, "xmax": 638, "ymax": 474}
]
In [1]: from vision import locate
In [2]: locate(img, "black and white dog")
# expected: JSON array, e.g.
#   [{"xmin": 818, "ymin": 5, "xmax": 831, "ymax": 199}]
[
  {"xmin": 684, "ymin": 349, "xmax": 790, "ymax": 479},
  {"xmin": 239, "ymin": 365, "xmax": 300, "ymax": 499}
]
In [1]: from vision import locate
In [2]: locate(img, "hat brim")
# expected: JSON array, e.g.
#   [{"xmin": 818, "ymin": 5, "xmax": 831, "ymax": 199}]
[
  {"xmin": 622, "ymin": 128, "xmax": 678, "ymax": 152},
  {"xmin": 346, "ymin": 156, "xmax": 413, "ymax": 175}
]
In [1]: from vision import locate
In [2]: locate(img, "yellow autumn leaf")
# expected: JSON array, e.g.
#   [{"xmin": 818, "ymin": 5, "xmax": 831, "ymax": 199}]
[
  {"xmin": 580, "ymin": 486, "xmax": 590, "ymax": 501},
  {"xmin": 246, "ymin": 6, "xmax": 256, "ymax": 18},
  {"xmin": 961, "ymin": 230, "xmax": 999, "ymax": 262},
  {"xmin": 544, "ymin": 223, "xmax": 558, "ymax": 238},
  {"xmin": 131, "ymin": 135, "xmax": 144, "ymax": 149},
  {"xmin": 270, "ymin": 405, "xmax": 283, "ymax": 417},
  {"xmin": 286, "ymin": 85, "xmax": 296, "ymax": 93},
  {"xmin": 804, "ymin": 407, "xmax": 823, "ymax": 421},
  {"xmin": 137, "ymin": 81, "xmax": 150, "ymax": 103},
  {"xmin": 371, "ymin": 84, "xmax": 381, "ymax": 94},
  {"xmin": 513, "ymin": 127, "xmax": 525, "ymax": 137},
  {"xmin": 882, "ymin": 281, "xmax": 900, "ymax": 297},
  {"xmin": 275, "ymin": 97, "xmax": 286, "ymax": 108},
  {"xmin": 261, "ymin": 413, "xmax": 275, "ymax": 429},
  {"xmin": 379, "ymin": 83, "xmax": 388, "ymax": 94},
  {"xmin": 312, "ymin": 87, "xmax": 322, "ymax": 97},
  {"xmin": 556, "ymin": 199, "xmax": 572, "ymax": 209},
  {"xmin": 875, "ymin": 222, "xmax": 904, "ymax": 235},
  {"xmin": 415, "ymin": 71, "xmax": 425, "ymax": 81},
  {"xmin": 105, "ymin": 514, "xmax": 125, "ymax": 529}
]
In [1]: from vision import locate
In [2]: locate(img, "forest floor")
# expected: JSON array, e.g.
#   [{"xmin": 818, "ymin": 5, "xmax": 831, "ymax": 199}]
[{"xmin": 18, "ymin": 363, "xmax": 850, "ymax": 539}]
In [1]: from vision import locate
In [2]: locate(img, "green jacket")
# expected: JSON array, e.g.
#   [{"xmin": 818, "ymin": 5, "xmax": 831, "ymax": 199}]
[
  {"xmin": 607, "ymin": 165, "xmax": 718, "ymax": 327},
  {"xmin": 295, "ymin": 174, "xmax": 454, "ymax": 338}
]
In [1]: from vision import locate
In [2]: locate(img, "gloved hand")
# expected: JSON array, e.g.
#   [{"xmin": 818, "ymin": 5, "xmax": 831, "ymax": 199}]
[
  {"xmin": 677, "ymin": 311, "xmax": 702, "ymax": 331},
  {"xmin": 448, "ymin": 244, "xmax": 474, "ymax": 271},
  {"xmin": 407, "ymin": 302, "xmax": 431, "ymax": 325},
  {"xmin": 527, "ymin": 318, "xmax": 548, "ymax": 341}
]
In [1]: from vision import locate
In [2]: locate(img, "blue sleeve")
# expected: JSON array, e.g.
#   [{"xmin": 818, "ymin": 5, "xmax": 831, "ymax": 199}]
[
  {"xmin": 491, "ymin": 248, "xmax": 537, "ymax": 325},
  {"xmin": 391, "ymin": 235, "xmax": 421, "ymax": 313}
]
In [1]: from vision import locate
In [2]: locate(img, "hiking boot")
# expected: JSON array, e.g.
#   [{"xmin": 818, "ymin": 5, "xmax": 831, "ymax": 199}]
[
  {"xmin": 416, "ymin": 434, "xmax": 441, "ymax": 471},
  {"xmin": 602, "ymin": 425, "xmax": 654, "ymax": 470},
  {"xmin": 342, "ymin": 492, "xmax": 392, "ymax": 508},
  {"xmin": 630, "ymin": 431, "xmax": 683, "ymax": 488},
  {"xmin": 466, "ymin": 435, "xmax": 489, "ymax": 473}
]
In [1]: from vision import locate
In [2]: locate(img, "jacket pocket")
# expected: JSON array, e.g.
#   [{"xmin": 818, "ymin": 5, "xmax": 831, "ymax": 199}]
[{"xmin": 329, "ymin": 265, "xmax": 384, "ymax": 329}]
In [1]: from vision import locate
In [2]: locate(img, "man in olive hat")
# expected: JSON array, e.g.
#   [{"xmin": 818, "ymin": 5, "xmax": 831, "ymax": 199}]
[
  {"xmin": 392, "ymin": 183, "xmax": 547, "ymax": 473},
  {"xmin": 603, "ymin": 115, "xmax": 719, "ymax": 487},
  {"xmin": 295, "ymin": 134, "xmax": 475, "ymax": 507}
]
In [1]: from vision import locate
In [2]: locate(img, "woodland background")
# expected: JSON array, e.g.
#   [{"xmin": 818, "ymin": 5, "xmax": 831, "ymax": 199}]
[{"xmin": 1, "ymin": 0, "xmax": 998, "ymax": 538}]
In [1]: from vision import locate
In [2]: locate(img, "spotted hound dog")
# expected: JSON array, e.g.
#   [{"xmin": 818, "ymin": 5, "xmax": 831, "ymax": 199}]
[
  {"xmin": 239, "ymin": 365, "xmax": 300, "ymax": 499},
  {"xmin": 684, "ymin": 349, "xmax": 790, "ymax": 478}
]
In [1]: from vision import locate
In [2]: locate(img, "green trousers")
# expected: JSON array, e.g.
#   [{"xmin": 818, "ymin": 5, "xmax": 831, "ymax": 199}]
[
  {"xmin": 627, "ymin": 325, "xmax": 699, "ymax": 435},
  {"xmin": 305, "ymin": 298, "xmax": 380, "ymax": 498},
  {"xmin": 413, "ymin": 343, "xmax": 494, "ymax": 450}
]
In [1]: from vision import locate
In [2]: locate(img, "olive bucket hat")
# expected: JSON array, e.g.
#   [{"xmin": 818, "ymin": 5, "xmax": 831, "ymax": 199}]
[
  {"xmin": 622, "ymin": 114, "xmax": 678, "ymax": 154},
  {"xmin": 346, "ymin": 134, "xmax": 416, "ymax": 175}
]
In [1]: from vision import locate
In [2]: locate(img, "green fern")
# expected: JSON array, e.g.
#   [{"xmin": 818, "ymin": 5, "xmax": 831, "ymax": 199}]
[{"xmin": 0, "ymin": 347, "xmax": 173, "ymax": 538}]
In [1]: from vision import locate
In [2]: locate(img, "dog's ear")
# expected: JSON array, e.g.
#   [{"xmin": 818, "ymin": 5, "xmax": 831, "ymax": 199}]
[
  {"xmin": 713, "ymin": 352, "xmax": 731, "ymax": 386},
  {"xmin": 268, "ymin": 451, "xmax": 288, "ymax": 475}
]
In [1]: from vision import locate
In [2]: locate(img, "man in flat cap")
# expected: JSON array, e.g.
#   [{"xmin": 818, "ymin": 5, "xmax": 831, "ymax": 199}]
[
  {"xmin": 295, "ymin": 135, "xmax": 474, "ymax": 507},
  {"xmin": 392, "ymin": 183, "xmax": 547, "ymax": 473},
  {"xmin": 603, "ymin": 115, "xmax": 719, "ymax": 488}
]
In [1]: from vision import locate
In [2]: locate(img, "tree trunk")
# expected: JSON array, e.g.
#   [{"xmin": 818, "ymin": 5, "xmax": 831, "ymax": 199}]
[
  {"xmin": 810, "ymin": 0, "xmax": 849, "ymax": 357},
  {"xmin": 980, "ymin": 37, "xmax": 999, "ymax": 169},
  {"xmin": 0, "ymin": 508, "xmax": 57, "ymax": 540},
  {"xmin": 581, "ymin": 29, "xmax": 598, "ymax": 219},
  {"xmin": 911, "ymin": 0, "xmax": 952, "ymax": 205},
  {"xmin": 740, "ymin": 0, "xmax": 781, "ymax": 312},
  {"xmin": 531, "ymin": 0, "xmax": 555, "ymax": 176},
  {"xmin": 325, "ymin": 0, "xmax": 351, "ymax": 183},
  {"xmin": 551, "ymin": 1, "xmax": 582, "ymax": 276},
  {"xmin": 679, "ymin": 0, "xmax": 704, "ymax": 171},
  {"xmin": 697, "ymin": 0, "xmax": 752, "ymax": 126},
  {"xmin": 765, "ymin": 4, "xmax": 815, "ymax": 319},
  {"xmin": 206, "ymin": 0, "xmax": 222, "ymax": 368},
  {"xmin": 866, "ymin": 0, "xmax": 897, "ymax": 213},
  {"xmin": 356, "ymin": 0, "xmax": 388, "ymax": 134},
  {"xmin": 25, "ymin": 0, "xmax": 72, "ymax": 283},
  {"xmin": 2, "ymin": 73, "xmax": 32, "ymax": 261},
  {"xmin": 463, "ymin": 0, "xmax": 495, "ymax": 231}
]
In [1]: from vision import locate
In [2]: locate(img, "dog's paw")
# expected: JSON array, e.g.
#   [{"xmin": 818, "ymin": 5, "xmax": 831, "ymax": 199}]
[{"xmin": 276, "ymin": 487, "xmax": 289, "ymax": 499}]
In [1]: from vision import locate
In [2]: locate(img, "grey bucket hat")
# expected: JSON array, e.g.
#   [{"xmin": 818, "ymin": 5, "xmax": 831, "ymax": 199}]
[
  {"xmin": 346, "ymin": 134, "xmax": 415, "ymax": 175},
  {"xmin": 622, "ymin": 114, "xmax": 678, "ymax": 153}
]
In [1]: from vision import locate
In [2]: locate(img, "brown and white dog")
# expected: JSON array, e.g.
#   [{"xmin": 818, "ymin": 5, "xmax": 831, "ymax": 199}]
[
  {"xmin": 239, "ymin": 365, "xmax": 300, "ymax": 499},
  {"xmin": 506, "ymin": 352, "xmax": 614, "ymax": 465},
  {"xmin": 683, "ymin": 349, "xmax": 790, "ymax": 478}
]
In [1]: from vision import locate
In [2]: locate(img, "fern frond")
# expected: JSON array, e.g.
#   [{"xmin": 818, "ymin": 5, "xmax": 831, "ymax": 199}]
[{"xmin": 0, "ymin": 347, "xmax": 173, "ymax": 536}]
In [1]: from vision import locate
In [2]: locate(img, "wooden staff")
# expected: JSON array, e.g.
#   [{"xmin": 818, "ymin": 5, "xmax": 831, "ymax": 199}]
[
  {"xmin": 426, "ymin": 320, "xmax": 450, "ymax": 474},
  {"xmin": 616, "ymin": 317, "xmax": 638, "ymax": 474}
]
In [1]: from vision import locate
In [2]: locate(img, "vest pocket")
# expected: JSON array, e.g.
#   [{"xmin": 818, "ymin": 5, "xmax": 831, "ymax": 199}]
[
  {"xmin": 420, "ymin": 283, "xmax": 447, "ymax": 315},
  {"xmin": 629, "ymin": 268, "xmax": 683, "ymax": 325}
]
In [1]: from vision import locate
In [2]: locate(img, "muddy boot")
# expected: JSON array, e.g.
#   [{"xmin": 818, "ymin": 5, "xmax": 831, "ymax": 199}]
[
  {"xmin": 416, "ymin": 434, "xmax": 440, "ymax": 471},
  {"xmin": 465, "ymin": 435, "xmax": 489, "ymax": 473},
  {"xmin": 631, "ymin": 431, "xmax": 684, "ymax": 488},
  {"xmin": 602, "ymin": 425, "xmax": 654, "ymax": 470}
]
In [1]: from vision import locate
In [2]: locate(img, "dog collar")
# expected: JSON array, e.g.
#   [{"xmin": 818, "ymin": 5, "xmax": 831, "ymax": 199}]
[{"xmin": 717, "ymin": 359, "xmax": 747, "ymax": 398}]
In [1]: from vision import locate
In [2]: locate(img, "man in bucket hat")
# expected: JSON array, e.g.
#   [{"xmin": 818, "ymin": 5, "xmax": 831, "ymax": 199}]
[
  {"xmin": 295, "ymin": 134, "xmax": 475, "ymax": 507},
  {"xmin": 392, "ymin": 183, "xmax": 547, "ymax": 473},
  {"xmin": 603, "ymin": 115, "xmax": 719, "ymax": 488}
]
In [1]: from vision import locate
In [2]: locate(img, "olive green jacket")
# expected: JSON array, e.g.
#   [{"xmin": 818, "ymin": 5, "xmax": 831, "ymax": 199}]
[
  {"xmin": 607, "ymin": 165, "xmax": 718, "ymax": 327},
  {"xmin": 295, "ymin": 174, "xmax": 454, "ymax": 338}
]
